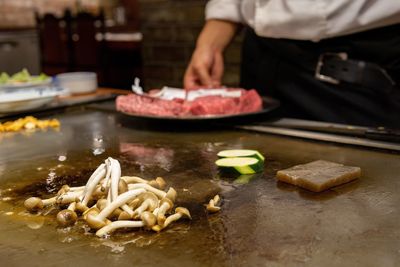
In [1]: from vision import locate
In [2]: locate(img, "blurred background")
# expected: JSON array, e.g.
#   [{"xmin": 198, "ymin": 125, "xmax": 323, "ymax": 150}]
[{"xmin": 0, "ymin": 0, "xmax": 243, "ymax": 89}]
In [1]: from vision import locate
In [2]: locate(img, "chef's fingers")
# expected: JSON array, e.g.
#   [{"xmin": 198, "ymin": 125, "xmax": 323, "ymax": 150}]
[
  {"xmin": 211, "ymin": 52, "xmax": 224, "ymax": 87},
  {"xmin": 193, "ymin": 61, "xmax": 213, "ymax": 88},
  {"xmin": 184, "ymin": 64, "xmax": 202, "ymax": 90}
]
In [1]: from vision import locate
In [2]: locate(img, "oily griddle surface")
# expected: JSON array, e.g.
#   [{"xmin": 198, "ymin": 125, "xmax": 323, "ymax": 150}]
[{"xmin": 0, "ymin": 107, "xmax": 400, "ymax": 267}]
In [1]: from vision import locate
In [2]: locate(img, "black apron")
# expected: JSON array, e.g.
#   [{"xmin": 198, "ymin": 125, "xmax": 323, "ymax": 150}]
[{"xmin": 240, "ymin": 24, "xmax": 400, "ymax": 127}]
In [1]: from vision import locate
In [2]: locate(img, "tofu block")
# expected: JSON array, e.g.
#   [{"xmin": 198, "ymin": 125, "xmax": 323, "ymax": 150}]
[{"xmin": 276, "ymin": 160, "xmax": 361, "ymax": 192}]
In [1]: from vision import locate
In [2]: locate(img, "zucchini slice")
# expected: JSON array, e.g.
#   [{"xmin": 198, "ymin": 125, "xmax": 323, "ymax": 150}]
[
  {"xmin": 217, "ymin": 149, "xmax": 265, "ymax": 162},
  {"xmin": 215, "ymin": 157, "xmax": 264, "ymax": 175}
]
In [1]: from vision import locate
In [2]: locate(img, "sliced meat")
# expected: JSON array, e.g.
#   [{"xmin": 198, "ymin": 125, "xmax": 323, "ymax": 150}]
[
  {"xmin": 276, "ymin": 160, "xmax": 361, "ymax": 192},
  {"xmin": 116, "ymin": 94, "xmax": 183, "ymax": 116},
  {"xmin": 187, "ymin": 95, "xmax": 240, "ymax": 116},
  {"xmin": 239, "ymin": 89, "xmax": 263, "ymax": 113},
  {"xmin": 116, "ymin": 88, "xmax": 264, "ymax": 117}
]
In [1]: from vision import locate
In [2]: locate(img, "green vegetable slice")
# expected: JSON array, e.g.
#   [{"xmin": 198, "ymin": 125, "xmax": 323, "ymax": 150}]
[
  {"xmin": 217, "ymin": 149, "xmax": 265, "ymax": 161},
  {"xmin": 215, "ymin": 157, "xmax": 263, "ymax": 175}
]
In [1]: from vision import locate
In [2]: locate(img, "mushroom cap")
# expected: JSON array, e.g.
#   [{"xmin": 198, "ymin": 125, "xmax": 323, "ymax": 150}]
[
  {"xmin": 118, "ymin": 211, "xmax": 132, "ymax": 220},
  {"xmin": 213, "ymin": 195, "xmax": 220, "ymax": 205},
  {"xmin": 165, "ymin": 187, "xmax": 177, "ymax": 203},
  {"xmin": 56, "ymin": 209, "xmax": 78, "ymax": 227},
  {"xmin": 24, "ymin": 197, "xmax": 44, "ymax": 212},
  {"xmin": 151, "ymin": 224, "xmax": 162, "ymax": 232},
  {"xmin": 110, "ymin": 208, "xmax": 123, "ymax": 219},
  {"xmin": 86, "ymin": 213, "xmax": 106, "ymax": 229},
  {"xmin": 57, "ymin": 185, "xmax": 70, "ymax": 196},
  {"xmin": 155, "ymin": 177, "xmax": 166, "ymax": 190},
  {"xmin": 160, "ymin": 197, "xmax": 173, "ymax": 209},
  {"xmin": 140, "ymin": 192, "xmax": 159, "ymax": 209},
  {"xmin": 140, "ymin": 211, "xmax": 157, "ymax": 228},
  {"xmin": 149, "ymin": 177, "xmax": 166, "ymax": 190},
  {"xmin": 175, "ymin": 207, "xmax": 191, "ymax": 219},
  {"xmin": 118, "ymin": 179, "xmax": 128, "ymax": 194},
  {"xmin": 76, "ymin": 202, "xmax": 89, "ymax": 213},
  {"xmin": 128, "ymin": 198, "xmax": 140, "ymax": 209},
  {"xmin": 92, "ymin": 185, "xmax": 106, "ymax": 199},
  {"xmin": 96, "ymin": 199, "xmax": 108, "ymax": 211},
  {"xmin": 82, "ymin": 206, "xmax": 100, "ymax": 220},
  {"xmin": 206, "ymin": 199, "xmax": 221, "ymax": 213}
]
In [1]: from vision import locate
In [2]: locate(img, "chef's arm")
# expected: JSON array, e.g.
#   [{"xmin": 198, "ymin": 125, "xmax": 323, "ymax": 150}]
[{"xmin": 184, "ymin": 19, "xmax": 238, "ymax": 89}]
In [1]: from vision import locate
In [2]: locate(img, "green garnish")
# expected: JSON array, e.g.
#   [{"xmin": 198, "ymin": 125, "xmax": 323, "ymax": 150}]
[
  {"xmin": 0, "ymin": 68, "xmax": 49, "ymax": 85},
  {"xmin": 0, "ymin": 72, "xmax": 10, "ymax": 84}
]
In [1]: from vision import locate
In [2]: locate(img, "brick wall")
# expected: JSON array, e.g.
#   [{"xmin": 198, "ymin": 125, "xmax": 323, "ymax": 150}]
[
  {"xmin": 0, "ymin": 0, "xmax": 101, "ymax": 28},
  {"xmin": 139, "ymin": 0, "xmax": 243, "ymax": 89}
]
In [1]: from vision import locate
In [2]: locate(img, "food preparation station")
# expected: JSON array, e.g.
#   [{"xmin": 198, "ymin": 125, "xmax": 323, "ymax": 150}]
[{"xmin": 0, "ymin": 101, "xmax": 399, "ymax": 266}]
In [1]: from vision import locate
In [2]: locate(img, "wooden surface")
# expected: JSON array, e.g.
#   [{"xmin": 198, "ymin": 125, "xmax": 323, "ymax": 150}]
[{"xmin": 58, "ymin": 87, "xmax": 130, "ymax": 100}]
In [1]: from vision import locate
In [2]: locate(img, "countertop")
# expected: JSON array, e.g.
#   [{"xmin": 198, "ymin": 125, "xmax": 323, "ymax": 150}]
[{"xmin": 0, "ymin": 101, "xmax": 399, "ymax": 266}]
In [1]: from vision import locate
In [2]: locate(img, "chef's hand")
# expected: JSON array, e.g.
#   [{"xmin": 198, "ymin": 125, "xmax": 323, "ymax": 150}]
[
  {"xmin": 184, "ymin": 46, "xmax": 224, "ymax": 89},
  {"xmin": 184, "ymin": 20, "xmax": 238, "ymax": 90}
]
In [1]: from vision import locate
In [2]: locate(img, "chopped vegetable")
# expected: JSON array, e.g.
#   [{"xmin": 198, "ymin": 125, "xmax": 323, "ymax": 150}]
[
  {"xmin": 215, "ymin": 157, "xmax": 264, "ymax": 175},
  {"xmin": 0, "ymin": 68, "xmax": 49, "ymax": 85},
  {"xmin": 0, "ymin": 72, "xmax": 10, "ymax": 84},
  {"xmin": 0, "ymin": 116, "xmax": 60, "ymax": 132},
  {"xmin": 217, "ymin": 149, "xmax": 265, "ymax": 162}
]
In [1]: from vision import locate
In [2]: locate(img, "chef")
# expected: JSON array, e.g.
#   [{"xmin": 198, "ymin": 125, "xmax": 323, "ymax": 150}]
[{"xmin": 184, "ymin": 0, "xmax": 400, "ymax": 127}]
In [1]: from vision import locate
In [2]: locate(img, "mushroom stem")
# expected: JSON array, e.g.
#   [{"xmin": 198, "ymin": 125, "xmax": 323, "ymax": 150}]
[
  {"xmin": 24, "ymin": 196, "xmax": 57, "ymax": 212},
  {"xmin": 206, "ymin": 194, "xmax": 221, "ymax": 213},
  {"xmin": 163, "ymin": 207, "xmax": 191, "ymax": 228},
  {"xmin": 68, "ymin": 202, "xmax": 76, "ymax": 211},
  {"xmin": 84, "ymin": 163, "xmax": 106, "ymax": 191},
  {"xmin": 42, "ymin": 196, "xmax": 57, "ymax": 206},
  {"xmin": 86, "ymin": 188, "xmax": 146, "ymax": 229},
  {"xmin": 128, "ymin": 183, "xmax": 167, "ymax": 199},
  {"xmin": 100, "ymin": 158, "xmax": 112, "ymax": 190},
  {"xmin": 152, "ymin": 207, "xmax": 160, "ymax": 216},
  {"xmin": 133, "ymin": 192, "xmax": 159, "ymax": 218},
  {"xmin": 121, "ymin": 176, "xmax": 149, "ymax": 184},
  {"xmin": 156, "ymin": 198, "xmax": 173, "ymax": 226},
  {"xmin": 95, "ymin": 220, "xmax": 144, "ymax": 237},
  {"xmin": 58, "ymin": 185, "xmax": 85, "ymax": 195},
  {"xmin": 69, "ymin": 186, "xmax": 86, "ymax": 192},
  {"xmin": 81, "ymin": 166, "xmax": 107, "ymax": 206},
  {"xmin": 133, "ymin": 200, "xmax": 150, "ymax": 216},
  {"xmin": 57, "ymin": 191, "xmax": 81, "ymax": 204},
  {"xmin": 121, "ymin": 204, "xmax": 134, "ymax": 217},
  {"xmin": 110, "ymin": 159, "xmax": 121, "ymax": 202},
  {"xmin": 165, "ymin": 187, "xmax": 177, "ymax": 202},
  {"xmin": 213, "ymin": 195, "xmax": 220, "ymax": 205},
  {"xmin": 96, "ymin": 211, "xmax": 156, "ymax": 237},
  {"xmin": 99, "ymin": 189, "xmax": 145, "ymax": 220}
]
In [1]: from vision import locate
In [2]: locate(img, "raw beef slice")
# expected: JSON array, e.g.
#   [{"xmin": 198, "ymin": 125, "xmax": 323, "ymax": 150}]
[
  {"xmin": 116, "ymin": 88, "xmax": 263, "ymax": 117},
  {"xmin": 116, "ymin": 94, "xmax": 183, "ymax": 116}
]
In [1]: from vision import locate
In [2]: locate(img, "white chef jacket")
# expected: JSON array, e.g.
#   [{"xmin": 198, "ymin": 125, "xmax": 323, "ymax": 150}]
[{"xmin": 206, "ymin": 0, "xmax": 400, "ymax": 41}]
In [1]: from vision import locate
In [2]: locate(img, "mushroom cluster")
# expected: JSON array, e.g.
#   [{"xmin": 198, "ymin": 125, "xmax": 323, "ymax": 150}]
[{"xmin": 24, "ymin": 157, "xmax": 191, "ymax": 237}]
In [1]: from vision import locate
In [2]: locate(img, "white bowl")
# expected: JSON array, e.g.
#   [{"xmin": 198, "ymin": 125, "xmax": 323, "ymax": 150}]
[{"xmin": 56, "ymin": 72, "xmax": 97, "ymax": 94}]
